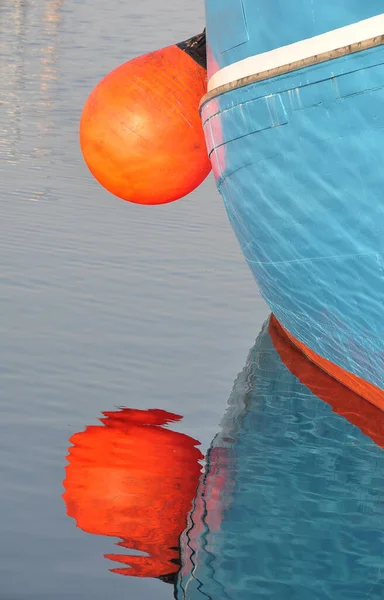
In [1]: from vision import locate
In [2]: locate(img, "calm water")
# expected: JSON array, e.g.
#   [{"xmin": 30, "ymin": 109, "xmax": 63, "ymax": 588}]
[
  {"xmin": 1, "ymin": 0, "xmax": 268, "ymax": 598},
  {"xmin": 2, "ymin": 2, "xmax": 384, "ymax": 599}
]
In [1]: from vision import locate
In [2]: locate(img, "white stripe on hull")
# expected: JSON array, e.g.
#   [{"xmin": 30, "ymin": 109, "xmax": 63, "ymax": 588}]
[{"xmin": 208, "ymin": 13, "xmax": 384, "ymax": 92}]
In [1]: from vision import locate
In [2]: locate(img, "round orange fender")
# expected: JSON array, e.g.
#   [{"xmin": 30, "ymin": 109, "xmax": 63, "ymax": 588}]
[{"xmin": 80, "ymin": 34, "xmax": 211, "ymax": 205}]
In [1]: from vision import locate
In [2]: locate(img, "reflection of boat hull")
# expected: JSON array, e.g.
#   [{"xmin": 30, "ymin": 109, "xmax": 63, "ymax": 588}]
[
  {"xmin": 176, "ymin": 317, "xmax": 384, "ymax": 599},
  {"xmin": 202, "ymin": 2, "xmax": 384, "ymax": 406}
]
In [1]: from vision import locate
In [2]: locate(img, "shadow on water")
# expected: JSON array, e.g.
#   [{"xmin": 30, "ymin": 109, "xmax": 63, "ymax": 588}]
[{"xmin": 63, "ymin": 316, "xmax": 384, "ymax": 599}]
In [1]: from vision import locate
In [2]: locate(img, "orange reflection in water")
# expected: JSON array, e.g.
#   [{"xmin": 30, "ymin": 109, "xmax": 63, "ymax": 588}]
[
  {"xmin": 269, "ymin": 315, "xmax": 384, "ymax": 449},
  {"xmin": 63, "ymin": 408, "xmax": 203, "ymax": 580}
]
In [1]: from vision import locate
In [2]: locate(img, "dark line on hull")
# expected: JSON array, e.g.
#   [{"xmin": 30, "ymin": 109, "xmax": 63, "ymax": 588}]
[{"xmin": 201, "ymin": 34, "xmax": 384, "ymax": 107}]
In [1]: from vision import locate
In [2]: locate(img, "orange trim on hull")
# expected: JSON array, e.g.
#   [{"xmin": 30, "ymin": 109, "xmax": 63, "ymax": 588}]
[
  {"xmin": 269, "ymin": 315, "xmax": 384, "ymax": 421},
  {"xmin": 269, "ymin": 316, "xmax": 384, "ymax": 447}
]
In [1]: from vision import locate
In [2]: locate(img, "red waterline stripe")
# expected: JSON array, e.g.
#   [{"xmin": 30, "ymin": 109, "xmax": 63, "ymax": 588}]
[{"xmin": 269, "ymin": 314, "xmax": 384, "ymax": 418}]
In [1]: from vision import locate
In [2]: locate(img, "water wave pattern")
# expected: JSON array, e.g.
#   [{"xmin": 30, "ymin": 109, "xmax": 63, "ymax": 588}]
[
  {"xmin": 176, "ymin": 319, "xmax": 384, "ymax": 599},
  {"xmin": 201, "ymin": 48, "xmax": 384, "ymax": 390}
]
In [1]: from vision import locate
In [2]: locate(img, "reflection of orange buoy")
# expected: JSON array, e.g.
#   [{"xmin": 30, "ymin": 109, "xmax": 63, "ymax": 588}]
[
  {"xmin": 80, "ymin": 31, "xmax": 211, "ymax": 205},
  {"xmin": 63, "ymin": 408, "xmax": 202, "ymax": 580}
]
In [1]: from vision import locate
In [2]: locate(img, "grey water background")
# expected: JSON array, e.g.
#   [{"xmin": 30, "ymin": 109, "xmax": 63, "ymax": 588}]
[{"xmin": 1, "ymin": 0, "xmax": 269, "ymax": 598}]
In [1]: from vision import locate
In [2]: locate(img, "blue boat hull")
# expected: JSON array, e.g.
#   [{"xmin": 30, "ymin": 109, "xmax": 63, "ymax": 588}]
[
  {"xmin": 202, "ymin": 2, "xmax": 384, "ymax": 401},
  {"xmin": 205, "ymin": 1, "xmax": 383, "ymax": 76}
]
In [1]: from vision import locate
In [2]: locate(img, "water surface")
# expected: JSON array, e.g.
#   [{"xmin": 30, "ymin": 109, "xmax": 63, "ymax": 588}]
[{"xmin": 1, "ymin": 0, "xmax": 268, "ymax": 598}]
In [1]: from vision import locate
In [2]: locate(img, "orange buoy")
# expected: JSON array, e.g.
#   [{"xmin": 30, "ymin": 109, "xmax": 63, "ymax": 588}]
[
  {"xmin": 80, "ymin": 31, "xmax": 211, "ymax": 205},
  {"xmin": 63, "ymin": 408, "xmax": 203, "ymax": 580}
]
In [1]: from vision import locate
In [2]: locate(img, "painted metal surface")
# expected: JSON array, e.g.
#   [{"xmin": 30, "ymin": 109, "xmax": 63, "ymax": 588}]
[
  {"xmin": 176, "ymin": 318, "xmax": 384, "ymax": 599},
  {"xmin": 202, "ymin": 1, "xmax": 384, "ymax": 394},
  {"xmin": 206, "ymin": 15, "xmax": 384, "ymax": 94},
  {"xmin": 205, "ymin": 0, "xmax": 383, "ymax": 78}
]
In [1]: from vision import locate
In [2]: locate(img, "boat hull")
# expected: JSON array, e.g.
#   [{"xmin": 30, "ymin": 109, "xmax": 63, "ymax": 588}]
[
  {"xmin": 205, "ymin": 1, "xmax": 383, "ymax": 78},
  {"xmin": 202, "ymin": 3, "xmax": 384, "ymax": 402}
]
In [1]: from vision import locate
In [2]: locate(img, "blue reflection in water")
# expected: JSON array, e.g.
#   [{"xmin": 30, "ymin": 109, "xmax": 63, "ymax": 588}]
[{"xmin": 176, "ymin": 318, "xmax": 384, "ymax": 599}]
